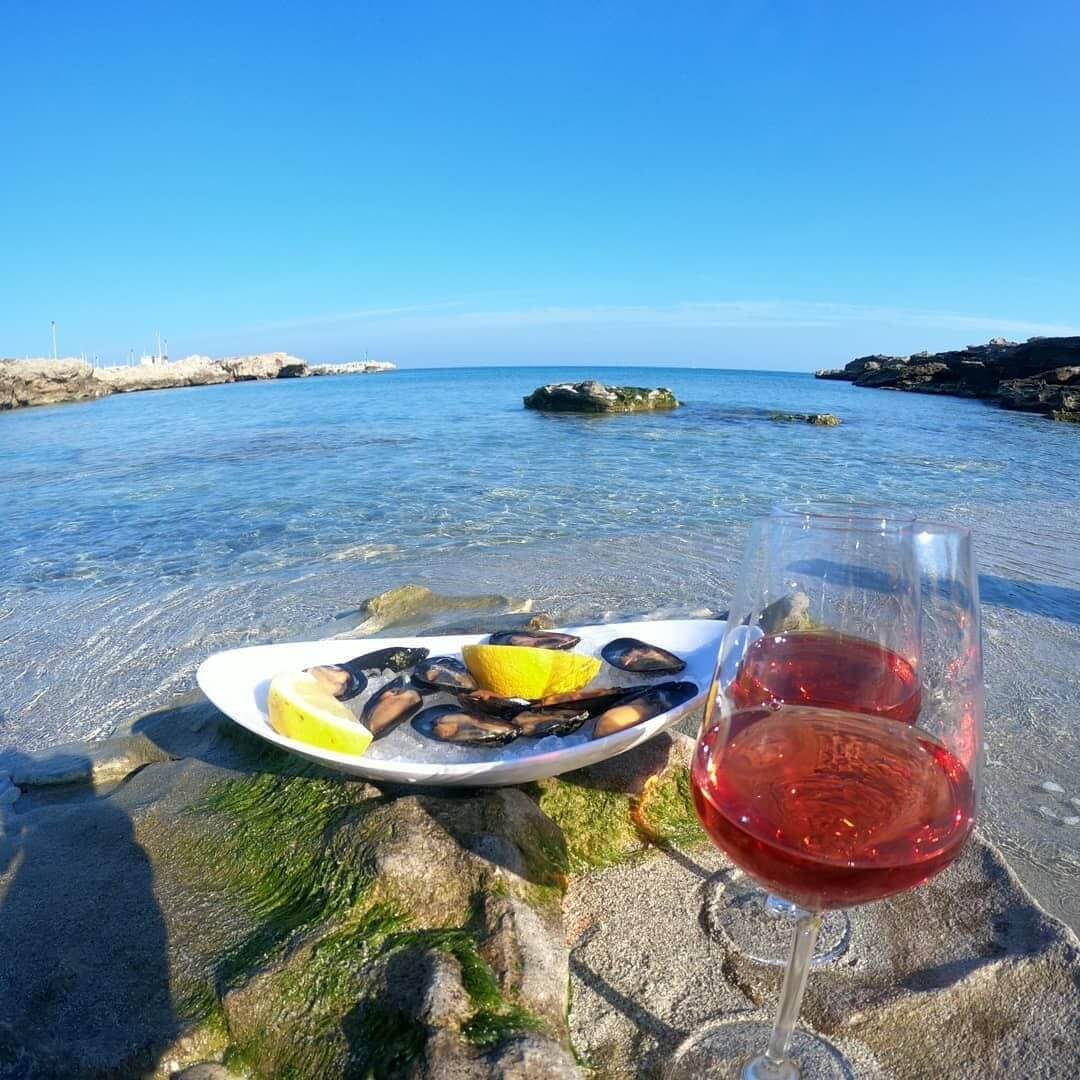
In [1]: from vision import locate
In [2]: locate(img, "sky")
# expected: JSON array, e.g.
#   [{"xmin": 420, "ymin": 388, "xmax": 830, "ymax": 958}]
[{"xmin": 2, "ymin": 1, "xmax": 1078, "ymax": 369}]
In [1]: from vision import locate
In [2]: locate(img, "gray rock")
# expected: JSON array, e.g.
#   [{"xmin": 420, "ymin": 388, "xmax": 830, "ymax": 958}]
[
  {"xmin": 769, "ymin": 412, "xmax": 842, "ymax": 426},
  {"xmin": 523, "ymin": 381, "xmax": 680, "ymax": 413}
]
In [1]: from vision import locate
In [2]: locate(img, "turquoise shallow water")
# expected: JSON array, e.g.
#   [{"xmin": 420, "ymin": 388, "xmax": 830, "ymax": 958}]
[{"xmin": 1, "ymin": 367, "xmax": 1078, "ymax": 922}]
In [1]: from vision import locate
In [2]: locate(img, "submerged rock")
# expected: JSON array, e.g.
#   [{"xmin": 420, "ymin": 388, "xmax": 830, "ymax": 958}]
[
  {"xmin": 523, "ymin": 380, "xmax": 680, "ymax": 413},
  {"xmin": 336, "ymin": 584, "xmax": 536, "ymax": 637},
  {"xmin": 769, "ymin": 411, "xmax": 842, "ymax": 426}
]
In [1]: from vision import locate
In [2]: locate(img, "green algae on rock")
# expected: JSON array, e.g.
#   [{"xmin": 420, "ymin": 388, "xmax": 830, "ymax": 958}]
[
  {"xmin": 523, "ymin": 380, "xmax": 680, "ymax": 413},
  {"xmin": 769, "ymin": 411, "xmax": 842, "ymax": 425}
]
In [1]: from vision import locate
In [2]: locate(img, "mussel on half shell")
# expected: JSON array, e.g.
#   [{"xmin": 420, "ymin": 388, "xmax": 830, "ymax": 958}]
[
  {"xmin": 411, "ymin": 656, "xmax": 478, "ymax": 694},
  {"xmin": 511, "ymin": 707, "xmax": 589, "ymax": 738},
  {"xmin": 412, "ymin": 705, "xmax": 519, "ymax": 746},
  {"xmin": 308, "ymin": 646, "xmax": 431, "ymax": 701},
  {"xmin": 361, "ymin": 676, "xmax": 424, "ymax": 738},
  {"xmin": 592, "ymin": 680, "xmax": 698, "ymax": 739},
  {"xmin": 486, "ymin": 630, "xmax": 582, "ymax": 650},
  {"xmin": 536, "ymin": 686, "xmax": 643, "ymax": 717},
  {"xmin": 458, "ymin": 689, "xmax": 531, "ymax": 720},
  {"xmin": 600, "ymin": 637, "xmax": 686, "ymax": 674}
]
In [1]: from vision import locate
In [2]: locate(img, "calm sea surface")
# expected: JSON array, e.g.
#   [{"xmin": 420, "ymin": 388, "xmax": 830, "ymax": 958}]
[{"xmin": 1, "ymin": 367, "xmax": 1078, "ymax": 922}]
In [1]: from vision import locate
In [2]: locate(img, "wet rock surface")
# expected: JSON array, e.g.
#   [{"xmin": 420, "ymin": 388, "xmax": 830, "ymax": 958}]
[
  {"xmin": 523, "ymin": 380, "xmax": 680, "ymax": 413},
  {"xmin": 815, "ymin": 335, "xmax": 1080, "ymax": 423},
  {"xmin": 0, "ymin": 705, "xmax": 1076, "ymax": 1077}
]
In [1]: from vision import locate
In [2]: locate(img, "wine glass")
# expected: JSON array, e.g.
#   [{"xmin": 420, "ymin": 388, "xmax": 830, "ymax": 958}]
[
  {"xmin": 669, "ymin": 517, "xmax": 981, "ymax": 1078},
  {"xmin": 704, "ymin": 502, "xmax": 917, "ymax": 967}
]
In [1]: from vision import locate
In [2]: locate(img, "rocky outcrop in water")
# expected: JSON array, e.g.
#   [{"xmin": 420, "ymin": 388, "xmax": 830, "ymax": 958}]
[
  {"xmin": 524, "ymin": 380, "xmax": 680, "ymax": 413},
  {"xmin": 0, "ymin": 354, "xmax": 395, "ymax": 412},
  {"xmin": 815, "ymin": 336, "xmax": 1080, "ymax": 422},
  {"xmin": 0, "ymin": 358, "xmax": 111, "ymax": 410}
]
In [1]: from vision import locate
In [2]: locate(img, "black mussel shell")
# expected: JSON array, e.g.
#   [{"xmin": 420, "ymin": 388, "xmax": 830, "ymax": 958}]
[
  {"xmin": 593, "ymin": 680, "xmax": 698, "ymax": 739},
  {"xmin": 412, "ymin": 705, "xmax": 519, "ymax": 746},
  {"xmin": 308, "ymin": 664, "xmax": 367, "ymax": 701},
  {"xmin": 345, "ymin": 646, "xmax": 430, "ymax": 675},
  {"xmin": 458, "ymin": 689, "xmax": 531, "ymax": 720},
  {"xmin": 411, "ymin": 656, "xmax": 478, "ymax": 693},
  {"xmin": 361, "ymin": 676, "xmax": 424, "ymax": 738},
  {"xmin": 511, "ymin": 707, "xmax": 589, "ymax": 738},
  {"xmin": 600, "ymin": 637, "xmax": 686, "ymax": 674},
  {"xmin": 486, "ymin": 630, "xmax": 582, "ymax": 650},
  {"xmin": 536, "ymin": 686, "xmax": 646, "ymax": 717}
]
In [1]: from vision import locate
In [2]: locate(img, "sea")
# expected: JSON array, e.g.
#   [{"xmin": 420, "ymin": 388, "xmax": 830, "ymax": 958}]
[{"xmin": 1, "ymin": 366, "xmax": 1078, "ymax": 926}]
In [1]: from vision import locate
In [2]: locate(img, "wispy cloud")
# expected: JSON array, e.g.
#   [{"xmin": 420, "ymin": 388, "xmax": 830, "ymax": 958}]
[
  {"xmin": 387, "ymin": 300, "xmax": 1078, "ymax": 337},
  {"xmin": 207, "ymin": 297, "xmax": 1078, "ymax": 343}
]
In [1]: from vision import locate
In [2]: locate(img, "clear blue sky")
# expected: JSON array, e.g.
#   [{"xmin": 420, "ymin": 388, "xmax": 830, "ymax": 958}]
[{"xmin": 2, "ymin": 1, "xmax": 1077, "ymax": 368}]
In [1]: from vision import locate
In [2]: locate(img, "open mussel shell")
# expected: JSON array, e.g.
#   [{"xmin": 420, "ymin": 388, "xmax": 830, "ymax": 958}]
[
  {"xmin": 307, "ymin": 645, "xmax": 431, "ymax": 702},
  {"xmin": 486, "ymin": 630, "xmax": 582, "ymax": 650},
  {"xmin": 458, "ymin": 689, "xmax": 531, "ymax": 720},
  {"xmin": 600, "ymin": 637, "xmax": 687, "ymax": 674},
  {"xmin": 536, "ymin": 686, "xmax": 645, "ymax": 717},
  {"xmin": 593, "ymin": 680, "xmax": 698, "ymax": 739},
  {"xmin": 511, "ymin": 707, "xmax": 589, "ymax": 738},
  {"xmin": 361, "ymin": 676, "xmax": 424, "ymax": 738},
  {"xmin": 308, "ymin": 664, "xmax": 367, "ymax": 701},
  {"xmin": 412, "ymin": 705, "xmax": 519, "ymax": 746},
  {"xmin": 411, "ymin": 656, "xmax": 478, "ymax": 694}
]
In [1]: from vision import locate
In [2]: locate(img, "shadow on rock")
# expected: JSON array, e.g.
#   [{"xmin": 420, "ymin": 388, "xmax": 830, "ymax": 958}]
[{"xmin": 0, "ymin": 750, "xmax": 177, "ymax": 1077}]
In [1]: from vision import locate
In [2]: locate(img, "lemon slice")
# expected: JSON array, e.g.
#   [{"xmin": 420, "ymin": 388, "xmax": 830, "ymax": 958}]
[
  {"xmin": 267, "ymin": 671, "xmax": 373, "ymax": 756},
  {"xmin": 461, "ymin": 644, "xmax": 601, "ymax": 699}
]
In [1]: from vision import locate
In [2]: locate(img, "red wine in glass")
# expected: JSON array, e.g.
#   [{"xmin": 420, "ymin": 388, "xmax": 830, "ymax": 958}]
[
  {"xmin": 730, "ymin": 630, "xmax": 921, "ymax": 725},
  {"xmin": 691, "ymin": 706, "xmax": 975, "ymax": 911}
]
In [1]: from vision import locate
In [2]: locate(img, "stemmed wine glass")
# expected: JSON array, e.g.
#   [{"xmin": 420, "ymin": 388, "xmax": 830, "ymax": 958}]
[
  {"xmin": 669, "ymin": 516, "xmax": 982, "ymax": 1078},
  {"xmin": 704, "ymin": 502, "xmax": 917, "ymax": 967}
]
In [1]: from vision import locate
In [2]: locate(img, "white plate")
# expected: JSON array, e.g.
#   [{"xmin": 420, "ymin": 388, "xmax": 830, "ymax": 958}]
[{"xmin": 196, "ymin": 618, "xmax": 725, "ymax": 787}]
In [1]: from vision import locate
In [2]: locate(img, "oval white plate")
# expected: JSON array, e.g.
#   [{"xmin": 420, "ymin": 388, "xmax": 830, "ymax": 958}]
[{"xmin": 196, "ymin": 618, "xmax": 725, "ymax": 787}]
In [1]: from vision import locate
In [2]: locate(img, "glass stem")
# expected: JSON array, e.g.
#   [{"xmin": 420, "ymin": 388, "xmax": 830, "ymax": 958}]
[{"xmin": 763, "ymin": 910, "xmax": 821, "ymax": 1071}]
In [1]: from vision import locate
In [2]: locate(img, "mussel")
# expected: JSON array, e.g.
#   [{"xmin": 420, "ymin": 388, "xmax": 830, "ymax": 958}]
[
  {"xmin": 411, "ymin": 656, "xmax": 478, "ymax": 694},
  {"xmin": 458, "ymin": 689, "xmax": 531, "ymax": 720},
  {"xmin": 511, "ymin": 707, "xmax": 589, "ymax": 738},
  {"xmin": 487, "ymin": 630, "xmax": 581, "ymax": 650},
  {"xmin": 536, "ymin": 686, "xmax": 643, "ymax": 717},
  {"xmin": 412, "ymin": 705, "xmax": 519, "ymax": 746},
  {"xmin": 308, "ymin": 646, "xmax": 431, "ymax": 701},
  {"xmin": 361, "ymin": 676, "xmax": 424, "ymax": 738},
  {"xmin": 600, "ymin": 637, "xmax": 686, "ymax": 674},
  {"xmin": 593, "ymin": 680, "xmax": 698, "ymax": 739}
]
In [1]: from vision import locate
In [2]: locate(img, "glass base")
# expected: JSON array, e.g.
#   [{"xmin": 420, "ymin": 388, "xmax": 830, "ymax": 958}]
[
  {"xmin": 702, "ymin": 871, "xmax": 850, "ymax": 967},
  {"xmin": 666, "ymin": 1020, "xmax": 853, "ymax": 1079}
]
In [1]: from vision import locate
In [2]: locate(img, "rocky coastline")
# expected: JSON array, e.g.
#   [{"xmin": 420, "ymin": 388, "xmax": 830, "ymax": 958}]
[
  {"xmin": 0, "ymin": 354, "xmax": 396, "ymax": 412},
  {"xmin": 0, "ymin": 589, "xmax": 1076, "ymax": 1078},
  {"xmin": 815, "ymin": 335, "xmax": 1080, "ymax": 422}
]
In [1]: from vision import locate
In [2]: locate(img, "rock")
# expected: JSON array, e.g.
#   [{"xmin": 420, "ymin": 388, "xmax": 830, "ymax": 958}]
[
  {"xmin": 336, "ymin": 584, "xmax": 534, "ymax": 637},
  {"xmin": 0, "ymin": 700, "xmax": 575, "ymax": 1078},
  {"xmin": 0, "ymin": 358, "xmax": 110, "ymax": 410},
  {"xmin": 769, "ymin": 412, "xmax": 842, "ymax": 426},
  {"xmin": 2, "ymin": 692, "xmax": 1077, "ymax": 1076},
  {"xmin": 814, "ymin": 337, "xmax": 1080, "ymax": 422},
  {"xmin": 523, "ymin": 381, "xmax": 680, "ymax": 413}
]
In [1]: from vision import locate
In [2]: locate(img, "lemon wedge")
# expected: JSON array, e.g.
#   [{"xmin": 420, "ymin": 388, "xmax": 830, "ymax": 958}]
[
  {"xmin": 461, "ymin": 644, "xmax": 601, "ymax": 699},
  {"xmin": 267, "ymin": 671, "xmax": 373, "ymax": 756}
]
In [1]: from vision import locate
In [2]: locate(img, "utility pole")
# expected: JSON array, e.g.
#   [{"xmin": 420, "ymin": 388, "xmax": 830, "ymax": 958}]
[{"xmin": 51, "ymin": 321, "xmax": 57, "ymax": 360}]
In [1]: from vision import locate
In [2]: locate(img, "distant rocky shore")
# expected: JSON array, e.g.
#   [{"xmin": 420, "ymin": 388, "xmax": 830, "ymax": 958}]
[
  {"xmin": 816, "ymin": 335, "xmax": 1080, "ymax": 423},
  {"xmin": 0, "ymin": 354, "xmax": 396, "ymax": 412}
]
